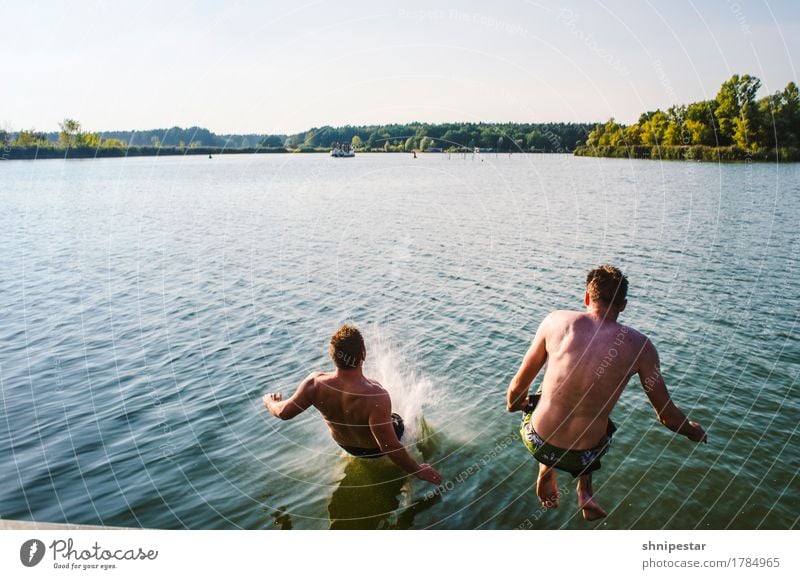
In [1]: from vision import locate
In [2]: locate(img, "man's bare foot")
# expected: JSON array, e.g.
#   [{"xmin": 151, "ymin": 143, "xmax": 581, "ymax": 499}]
[
  {"xmin": 577, "ymin": 473, "xmax": 607, "ymax": 521},
  {"xmin": 578, "ymin": 495, "xmax": 607, "ymax": 521},
  {"xmin": 536, "ymin": 464, "xmax": 559, "ymax": 508}
]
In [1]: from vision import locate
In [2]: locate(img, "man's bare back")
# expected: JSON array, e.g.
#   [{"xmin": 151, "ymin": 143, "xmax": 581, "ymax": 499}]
[
  {"xmin": 263, "ymin": 325, "xmax": 441, "ymax": 485},
  {"xmin": 529, "ymin": 310, "xmax": 645, "ymax": 450},
  {"xmin": 506, "ymin": 265, "xmax": 706, "ymax": 520},
  {"xmin": 309, "ymin": 371, "xmax": 395, "ymax": 449}
]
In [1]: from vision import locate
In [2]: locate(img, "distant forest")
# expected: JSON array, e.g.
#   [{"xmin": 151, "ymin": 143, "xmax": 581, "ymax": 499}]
[
  {"xmin": 280, "ymin": 122, "xmax": 590, "ymax": 152},
  {"xmin": 576, "ymin": 74, "xmax": 800, "ymax": 161},
  {"xmin": 2, "ymin": 121, "xmax": 592, "ymax": 157},
  {"xmin": 2, "ymin": 124, "xmax": 277, "ymax": 151},
  {"xmin": 4, "ymin": 73, "xmax": 798, "ymax": 161}
]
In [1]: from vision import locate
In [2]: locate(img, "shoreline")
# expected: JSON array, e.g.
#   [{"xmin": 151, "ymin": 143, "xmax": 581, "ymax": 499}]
[
  {"xmin": 4, "ymin": 145, "xmax": 797, "ymax": 163},
  {"xmin": 574, "ymin": 145, "xmax": 800, "ymax": 163},
  {"xmin": 0, "ymin": 147, "xmax": 573, "ymax": 161}
]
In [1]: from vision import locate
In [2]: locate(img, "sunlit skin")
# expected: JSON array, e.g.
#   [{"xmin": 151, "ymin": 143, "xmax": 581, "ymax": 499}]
[
  {"xmin": 263, "ymin": 348, "xmax": 441, "ymax": 486},
  {"xmin": 507, "ymin": 289, "xmax": 707, "ymax": 521}
]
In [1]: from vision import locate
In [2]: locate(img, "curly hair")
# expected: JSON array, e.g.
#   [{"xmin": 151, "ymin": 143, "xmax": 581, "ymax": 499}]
[
  {"xmin": 329, "ymin": 324, "xmax": 365, "ymax": 369},
  {"xmin": 586, "ymin": 264, "xmax": 628, "ymax": 308}
]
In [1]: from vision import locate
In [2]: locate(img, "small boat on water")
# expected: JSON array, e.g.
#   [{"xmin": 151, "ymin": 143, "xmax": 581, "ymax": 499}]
[{"xmin": 330, "ymin": 142, "xmax": 355, "ymax": 157}]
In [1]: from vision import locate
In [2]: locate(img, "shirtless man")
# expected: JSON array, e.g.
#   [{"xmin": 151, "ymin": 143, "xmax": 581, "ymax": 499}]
[
  {"xmin": 506, "ymin": 265, "xmax": 707, "ymax": 520},
  {"xmin": 263, "ymin": 324, "xmax": 441, "ymax": 485}
]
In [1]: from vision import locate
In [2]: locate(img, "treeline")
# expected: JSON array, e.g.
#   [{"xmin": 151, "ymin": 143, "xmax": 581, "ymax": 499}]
[
  {"xmin": 4, "ymin": 146, "xmax": 288, "ymax": 160},
  {"xmin": 2, "ymin": 119, "xmax": 592, "ymax": 159},
  {"xmin": 1, "ymin": 121, "xmax": 279, "ymax": 151},
  {"xmin": 284, "ymin": 122, "xmax": 592, "ymax": 152},
  {"xmin": 575, "ymin": 74, "xmax": 800, "ymax": 161}
]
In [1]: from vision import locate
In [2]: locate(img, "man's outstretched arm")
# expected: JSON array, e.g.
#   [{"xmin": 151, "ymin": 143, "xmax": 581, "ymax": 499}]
[
  {"xmin": 262, "ymin": 373, "xmax": 318, "ymax": 420},
  {"xmin": 369, "ymin": 393, "xmax": 442, "ymax": 485},
  {"xmin": 506, "ymin": 318, "xmax": 548, "ymax": 412},
  {"xmin": 637, "ymin": 339, "xmax": 707, "ymax": 443}
]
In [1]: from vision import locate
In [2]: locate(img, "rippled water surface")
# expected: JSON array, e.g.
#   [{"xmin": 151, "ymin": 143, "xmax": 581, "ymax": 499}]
[{"xmin": 1, "ymin": 153, "xmax": 797, "ymax": 529}]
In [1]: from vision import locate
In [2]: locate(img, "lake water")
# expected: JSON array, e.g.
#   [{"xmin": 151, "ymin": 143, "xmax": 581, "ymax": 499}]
[{"xmin": 0, "ymin": 152, "xmax": 797, "ymax": 529}]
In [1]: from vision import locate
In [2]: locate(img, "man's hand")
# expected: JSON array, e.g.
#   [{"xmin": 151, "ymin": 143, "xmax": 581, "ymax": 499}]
[
  {"xmin": 415, "ymin": 464, "xmax": 442, "ymax": 485},
  {"xmin": 263, "ymin": 393, "xmax": 283, "ymax": 417},
  {"xmin": 685, "ymin": 420, "xmax": 708, "ymax": 444},
  {"xmin": 507, "ymin": 320, "xmax": 548, "ymax": 412},
  {"xmin": 506, "ymin": 394, "xmax": 525, "ymax": 412}
]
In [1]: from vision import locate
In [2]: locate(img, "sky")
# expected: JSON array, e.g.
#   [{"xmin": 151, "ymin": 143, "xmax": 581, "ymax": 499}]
[{"xmin": 2, "ymin": 0, "xmax": 798, "ymax": 134}]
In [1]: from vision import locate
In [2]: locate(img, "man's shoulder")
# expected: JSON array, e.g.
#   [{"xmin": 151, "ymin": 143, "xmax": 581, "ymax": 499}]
[
  {"xmin": 305, "ymin": 371, "xmax": 332, "ymax": 388},
  {"xmin": 551, "ymin": 308, "xmax": 586, "ymax": 317},
  {"xmin": 617, "ymin": 324, "xmax": 648, "ymax": 345},
  {"xmin": 364, "ymin": 377, "xmax": 389, "ymax": 396},
  {"xmin": 543, "ymin": 309, "xmax": 583, "ymax": 324}
]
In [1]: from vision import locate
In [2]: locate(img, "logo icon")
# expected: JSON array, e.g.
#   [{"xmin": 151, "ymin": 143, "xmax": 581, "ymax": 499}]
[{"xmin": 20, "ymin": 539, "xmax": 46, "ymax": 567}]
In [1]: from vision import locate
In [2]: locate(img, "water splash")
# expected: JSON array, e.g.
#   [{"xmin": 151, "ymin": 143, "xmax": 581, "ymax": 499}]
[{"xmin": 363, "ymin": 326, "xmax": 442, "ymax": 446}]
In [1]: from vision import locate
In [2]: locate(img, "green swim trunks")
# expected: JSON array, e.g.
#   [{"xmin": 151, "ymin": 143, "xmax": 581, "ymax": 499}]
[{"xmin": 519, "ymin": 394, "xmax": 616, "ymax": 478}]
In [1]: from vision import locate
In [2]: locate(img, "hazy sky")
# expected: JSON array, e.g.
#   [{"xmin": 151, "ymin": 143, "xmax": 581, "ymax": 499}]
[{"xmin": 3, "ymin": 0, "xmax": 798, "ymax": 134}]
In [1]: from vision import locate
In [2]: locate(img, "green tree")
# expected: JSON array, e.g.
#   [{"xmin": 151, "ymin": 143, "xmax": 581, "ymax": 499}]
[
  {"xmin": 58, "ymin": 118, "xmax": 81, "ymax": 147},
  {"xmin": 419, "ymin": 136, "xmax": 433, "ymax": 151},
  {"xmin": 303, "ymin": 129, "xmax": 319, "ymax": 147},
  {"xmin": 284, "ymin": 135, "xmax": 300, "ymax": 148},
  {"xmin": 640, "ymin": 111, "xmax": 668, "ymax": 146},
  {"xmin": 585, "ymin": 124, "xmax": 604, "ymax": 148},
  {"xmin": 14, "ymin": 130, "xmax": 48, "ymax": 147},
  {"xmin": 526, "ymin": 130, "xmax": 547, "ymax": 151},
  {"xmin": 261, "ymin": 135, "xmax": 283, "ymax": 148},
  {"xmin": 780, "ymin": 81, "xmax": 800, "ymax": 146},
  {"xmin": 685, "ymin": 101, "xmax": 718, "ymax": 145},
  {"xmin": 715, "ymin": 74, "xmax": 761, "ymax": 144},
  {"xmin": 80, "ymin": 132, "xmax": 101, "ymax": 148},
  {"xmin": 760, "ymin": 81, "xmax": 800, "ymax": 148},
  {"xmin": 593, "ymin": 119, "xmax": 625, "ymax": 147},
  {"xmin": 351, "ymin": 135, "xmax": 363, "ymax": 150},
  {"xmin": 623, "ymin": 124, "xmax": 642, "ymax": 146},
  {"xmin": 733, "ymin": 101, "xmax": 759, "ymax": 149},
  {"xmin": 662, "ymin": 106, "xmax": 687, "ymax": 146},
  {"xmin": 101, "ymin": 137, "xmax": 126, "ymax": 148}
]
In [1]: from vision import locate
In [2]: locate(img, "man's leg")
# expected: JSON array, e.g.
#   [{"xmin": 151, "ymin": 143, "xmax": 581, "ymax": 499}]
[
  {"xmin": 577, "ymin": 472, "xmax": 607, "ymax": 521},
  {"xmin": 536, "ymin": 463, "xmax": 559, "ymax": 508}
]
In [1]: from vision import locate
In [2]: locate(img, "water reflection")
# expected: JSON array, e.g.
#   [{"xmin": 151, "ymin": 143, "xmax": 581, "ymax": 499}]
[{"xmin": 328, "ymin": 457, "xmax": 440, "ymax": 530}]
